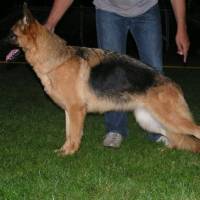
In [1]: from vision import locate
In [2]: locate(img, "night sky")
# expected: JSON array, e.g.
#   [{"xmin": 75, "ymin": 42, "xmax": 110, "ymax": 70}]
[
  {"xmin": 0, "ymin": 0, "xmax": 200, "ymax": 55},
  {"xmin": 0, "ymin": 0, "xmax": 94, "ymax": 19}
]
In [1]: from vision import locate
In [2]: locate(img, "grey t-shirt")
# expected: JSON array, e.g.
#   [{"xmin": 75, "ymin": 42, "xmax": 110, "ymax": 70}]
[{"xmin": 93, "ymin": 0, "xmax": 158, "ymax": 17}]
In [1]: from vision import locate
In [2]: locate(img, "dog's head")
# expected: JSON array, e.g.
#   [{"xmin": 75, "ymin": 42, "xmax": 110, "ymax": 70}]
[{"xmin": 1, "ymin": 2, "xmax": 37, "ymax": 62}]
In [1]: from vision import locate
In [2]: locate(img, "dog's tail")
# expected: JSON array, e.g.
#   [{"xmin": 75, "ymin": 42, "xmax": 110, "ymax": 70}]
[{"xmin": 166, "ymin": 132, "xmax": 200, "ymax": 153}]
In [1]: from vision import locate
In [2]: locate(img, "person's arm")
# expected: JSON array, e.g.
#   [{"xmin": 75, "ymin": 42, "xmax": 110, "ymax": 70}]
[
  {"xmin": 170, "ymin": 0, "xmax": 190, "ymax": 62},
  {"xmin": 44, "ymin": 0, "xmax": 74, "ymax": 32}
]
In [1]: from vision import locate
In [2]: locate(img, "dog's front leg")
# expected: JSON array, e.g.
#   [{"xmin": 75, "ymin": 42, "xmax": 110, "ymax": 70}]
[{"xmin": 55, "ymin": 104, "xmax": 87, "ymax": 155}]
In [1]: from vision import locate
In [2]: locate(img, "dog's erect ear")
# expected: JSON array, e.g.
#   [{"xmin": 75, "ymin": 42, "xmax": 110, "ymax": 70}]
[{"xmin": 22, "ymin": 2, "xmax": 35, "ymax": 25}]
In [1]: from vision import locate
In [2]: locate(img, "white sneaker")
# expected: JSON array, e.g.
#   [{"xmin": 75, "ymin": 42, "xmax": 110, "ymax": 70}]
[
  {"xmin": 103, "ymin": 132, "xmax": 122, "ymax": 148},
  {"xmin": 156, "ymin": 136, "xmax": 170, "ymax": 146}
]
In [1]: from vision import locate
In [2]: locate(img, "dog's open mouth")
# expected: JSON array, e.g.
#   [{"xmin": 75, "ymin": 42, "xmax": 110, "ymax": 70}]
[{"xmin": 6, "ymin": 49, "xmax": 21, "ymax": 62}]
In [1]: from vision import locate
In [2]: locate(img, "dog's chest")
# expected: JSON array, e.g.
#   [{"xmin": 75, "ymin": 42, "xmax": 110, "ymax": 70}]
[
  {"xmin": 37, "ymin": 74, "xmax": 51, "ymax": 95},
  {"xmin": 39, "ymin": 74, "xmax": 67, "ymax": 109}
]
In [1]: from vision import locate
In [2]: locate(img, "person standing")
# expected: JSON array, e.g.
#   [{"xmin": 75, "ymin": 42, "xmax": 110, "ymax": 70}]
[{"xmin": 44, "ymin": 0, "xmax": 190, "ymax": 148}]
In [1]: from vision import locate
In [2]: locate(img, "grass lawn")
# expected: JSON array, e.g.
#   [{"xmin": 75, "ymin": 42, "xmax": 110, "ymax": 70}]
[{"xmin": 1, "ymin": 63, "xmax": 200, "ymax": 199}]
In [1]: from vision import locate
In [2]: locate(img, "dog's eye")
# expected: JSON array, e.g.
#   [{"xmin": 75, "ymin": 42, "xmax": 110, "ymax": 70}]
[{"xmin": 10, "ymin": 30, "xmax": 17, "ymax": 38}]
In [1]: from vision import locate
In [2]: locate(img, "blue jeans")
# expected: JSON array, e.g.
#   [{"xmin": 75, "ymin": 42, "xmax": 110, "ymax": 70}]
[{"xmin": 96, "ymin": 4, "xmax": 163, "ymax": 140}]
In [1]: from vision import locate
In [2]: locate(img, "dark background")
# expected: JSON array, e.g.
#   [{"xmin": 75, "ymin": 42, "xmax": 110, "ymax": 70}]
[{"xmin": 0, "ymin": 0, "xmax": 200, "ymax": 62}]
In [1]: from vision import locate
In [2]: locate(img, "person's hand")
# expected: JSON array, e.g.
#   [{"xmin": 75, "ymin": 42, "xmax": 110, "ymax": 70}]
[
  {"xmin": 43, "ymin": 21, "xmax": 55, "ymax": 32},
  {"xmin": 176, "ymin": 30, "xmax": 190, "ymax": 63}
]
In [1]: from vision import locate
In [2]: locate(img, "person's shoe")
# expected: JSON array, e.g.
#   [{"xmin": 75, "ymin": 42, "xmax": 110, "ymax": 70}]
[
  {"xmin": 103, "ymin": 132, "xmax": 122, "ymax": 148},
  {"xmin": 156, "ymin": 135, "xmax": 170, "ymax": 146}
]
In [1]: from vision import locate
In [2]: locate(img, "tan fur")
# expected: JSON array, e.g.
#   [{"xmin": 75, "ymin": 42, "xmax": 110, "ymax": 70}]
[{"xmin": 6, "ymin": 3, "xmax": 200, "ymax": 155}]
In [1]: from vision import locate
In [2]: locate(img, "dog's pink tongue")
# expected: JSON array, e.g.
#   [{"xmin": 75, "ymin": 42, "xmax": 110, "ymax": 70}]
[{"xmin": 6, "ymin": 49, "xmax": 18, "ymax": 62}]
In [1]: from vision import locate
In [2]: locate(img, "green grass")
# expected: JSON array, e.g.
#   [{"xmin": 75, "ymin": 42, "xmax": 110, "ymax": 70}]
[{"xmin": 1, "ymin": 64, "xmax": 200, "ymax": 199}]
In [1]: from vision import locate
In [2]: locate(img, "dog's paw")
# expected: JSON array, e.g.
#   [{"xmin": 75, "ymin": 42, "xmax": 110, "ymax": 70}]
[
  {"xmin": 54, "ymin": 148, "xmax": 73, "ymax": 156},
  {"xmin": 157, "ymin": 147, "xmax": 166, "ymax": 152},
  {"xmin": 54, "ymin": 141, "xmax": 80, "ymax": 156}
]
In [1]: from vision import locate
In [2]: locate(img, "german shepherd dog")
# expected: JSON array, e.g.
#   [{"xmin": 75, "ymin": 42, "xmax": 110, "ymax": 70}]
[{"xmin": 2, "ymin": 3, "xmax": 200, "ymax": 155}]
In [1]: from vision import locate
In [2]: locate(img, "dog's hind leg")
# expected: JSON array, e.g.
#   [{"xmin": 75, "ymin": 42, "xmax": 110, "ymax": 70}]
[
  {"xmin": 134, "ymin": 106, "xmax": 200, "ymax": 153},
  {"xmin": 134, "ymin": 106, "xmax": 167, "ymax": 136},
  {"xmin": 55, "ymin": 104, "xmax": 87, "ymax": 155},
  {"xmin": 144, "ymin": 90, "xmax": 200, "ymax": 140},
  {"xmin": 135, "ymin": 83, "xmax": 200, "ymax": 153}
]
